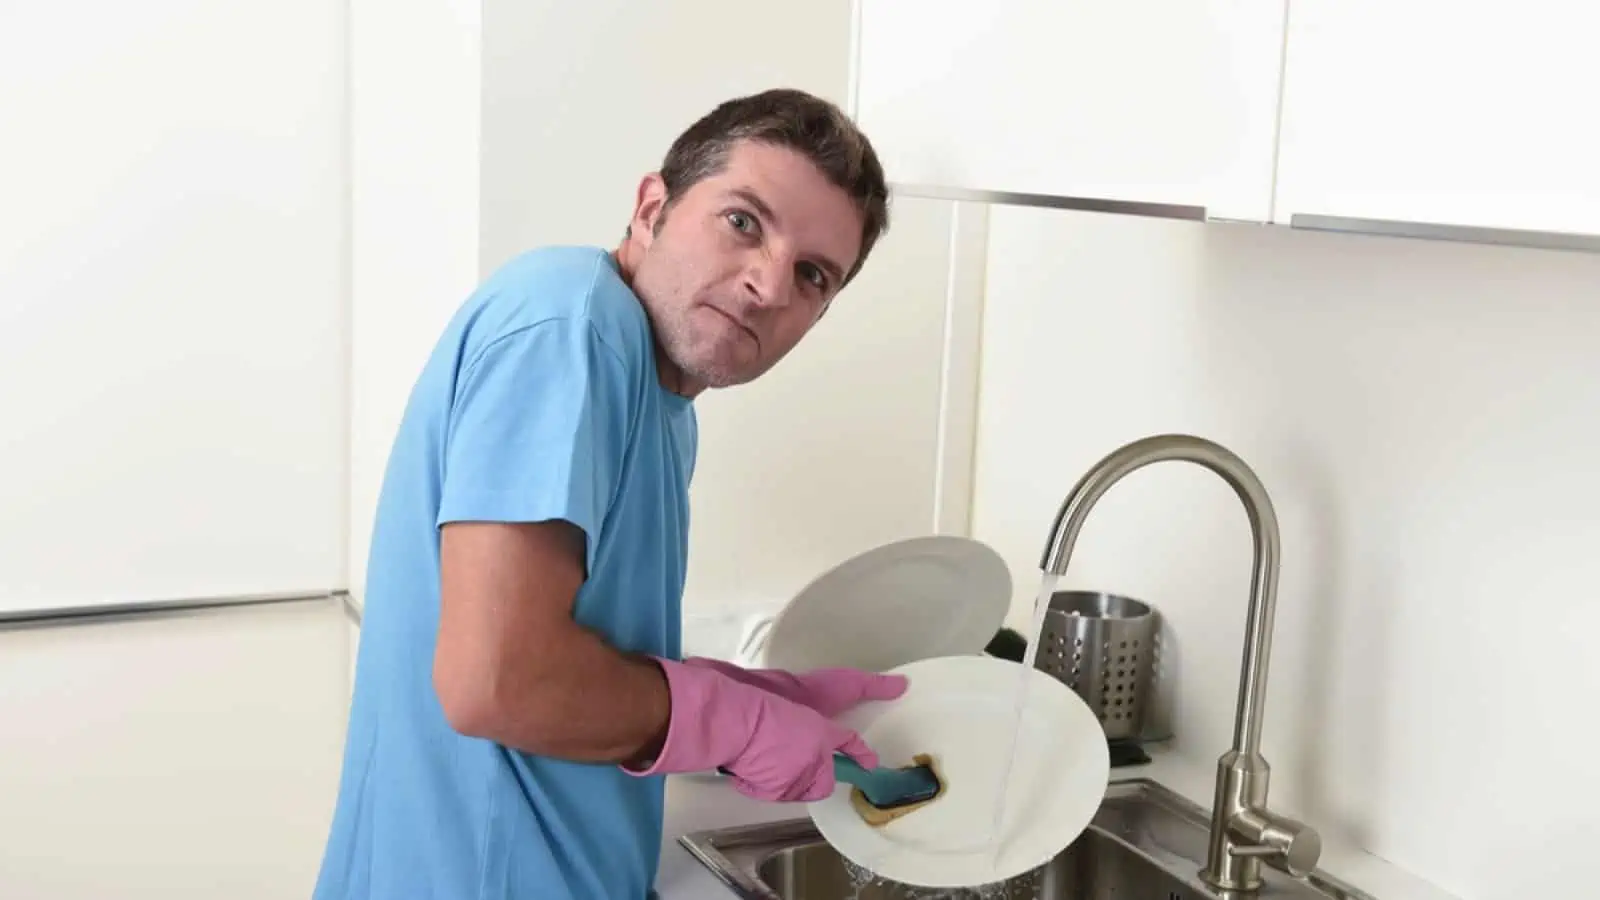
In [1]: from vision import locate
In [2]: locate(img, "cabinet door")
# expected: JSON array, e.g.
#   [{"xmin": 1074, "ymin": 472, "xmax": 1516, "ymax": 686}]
[
  {"xmin": 0, "ymin": 599, "xmax": 350, "ymax": 898},
  {"xmin": 1, "ymin": 0, "xmax": 346, "ymax": 618},
  {"xmin": 1275, "ymin": 0, "xmax": 1600, "ymax": 248},
  {"xmin": 853, "ymin": 0, "xmax": 1289, "ymax": 221}
]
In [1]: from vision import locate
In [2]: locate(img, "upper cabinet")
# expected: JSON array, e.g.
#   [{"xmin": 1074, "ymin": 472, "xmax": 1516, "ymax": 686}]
[
  {"xmin": 1273, "ymin": 1, "xmax": 1600, "ymax": 247},
  {"xmin": 853, "ymin": 0, "xmax": 1290, "ymax": 222},
  {"xmin": 855, "ymin": 1, "xmax": 1600, "ymax": 251}
]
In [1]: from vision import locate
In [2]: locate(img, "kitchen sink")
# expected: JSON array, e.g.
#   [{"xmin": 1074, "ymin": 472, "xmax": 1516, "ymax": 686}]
[
  {"xmin": 753, "ymin": 826, "xmax": 1192, "ymax": 899},
  {"xmin": 678, "ymin": 779, "xmax": 1379, "ymax": 899}
]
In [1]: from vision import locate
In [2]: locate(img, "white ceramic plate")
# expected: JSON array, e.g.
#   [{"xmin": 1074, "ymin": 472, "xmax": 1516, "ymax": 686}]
[
  {"xmin": 808, "ymin": 654, "xmax": 1110, "ymax": 889},
  {"xmin": 761, "ymin": 536, "xmax": 1012, "ymax": 673}
]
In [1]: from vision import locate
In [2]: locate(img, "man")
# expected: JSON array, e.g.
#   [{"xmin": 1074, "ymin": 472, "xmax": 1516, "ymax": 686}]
[{"xmin": 313, "ymin": 89, "xmax": 906, "ymax": 899}]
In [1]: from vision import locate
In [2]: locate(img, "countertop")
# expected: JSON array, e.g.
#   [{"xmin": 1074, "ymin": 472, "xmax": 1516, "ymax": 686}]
[{"xmin": 652, "ymin": 741, "xmax": 1464, "ymax": 900}]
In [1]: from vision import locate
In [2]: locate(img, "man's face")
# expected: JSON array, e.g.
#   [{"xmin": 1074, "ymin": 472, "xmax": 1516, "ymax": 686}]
[{"xmin": 623, "ymin": 140, "xmax": 865, "ymax": 393}]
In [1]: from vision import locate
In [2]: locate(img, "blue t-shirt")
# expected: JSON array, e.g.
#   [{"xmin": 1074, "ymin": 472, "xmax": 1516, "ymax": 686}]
[{"xmin": 314, "ymin": 246, "xmax": 697, "ymax": 900}]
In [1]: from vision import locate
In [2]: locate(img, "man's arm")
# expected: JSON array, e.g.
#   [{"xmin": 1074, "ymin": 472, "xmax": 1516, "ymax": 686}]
[
  {"xmin": 433, "ymin": 518, "xmax": 670, "ymax": 765},
  {"xmin": 426, "ymin": 314, "xmax": 668, "ymax": 765}
]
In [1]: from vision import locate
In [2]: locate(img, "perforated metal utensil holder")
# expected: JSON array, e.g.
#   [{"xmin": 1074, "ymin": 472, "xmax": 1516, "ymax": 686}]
[{"xmin": 1033, "ymin": 590, "xmax": 1157, "ymax": 741}]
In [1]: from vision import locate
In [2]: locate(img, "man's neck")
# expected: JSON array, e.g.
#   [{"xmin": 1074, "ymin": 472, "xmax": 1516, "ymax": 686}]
[{"xmin": 612, "ymin": 246, "xmax": 703, "ymax": 400}]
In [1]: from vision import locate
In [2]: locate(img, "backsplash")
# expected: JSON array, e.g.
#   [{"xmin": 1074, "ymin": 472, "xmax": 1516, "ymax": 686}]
[{"xmin": 968, "ymin": 207, "xmax": 1600, "ymax": 900}]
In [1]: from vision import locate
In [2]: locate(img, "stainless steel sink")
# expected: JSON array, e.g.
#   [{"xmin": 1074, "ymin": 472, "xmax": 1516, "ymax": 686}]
[
  {"xmin": 753, "ymin": 826, "xmax": 1191, "ymax": 900},
  {"xmin": 677, "ymin": 778, "xmax": 1379, "ymax": 899}
]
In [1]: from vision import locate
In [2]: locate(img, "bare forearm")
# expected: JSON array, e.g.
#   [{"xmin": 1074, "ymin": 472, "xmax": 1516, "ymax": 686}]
[
  {"xmin": 437, "ymin": 618, "xmax": 671, "ymax": 764},
  {"xmin": 495, "ymin": 624, "xmax": 671, "ymax": 763},
  {"xmin": 434, "ymin": 520, "xmax": 678, "ymax": 765}
]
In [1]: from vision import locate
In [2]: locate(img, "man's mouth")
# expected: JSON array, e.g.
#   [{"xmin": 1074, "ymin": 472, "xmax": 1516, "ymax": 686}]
[{"xmin": 704, "ymin": 304, "xmax": 759, "ymax": 347}]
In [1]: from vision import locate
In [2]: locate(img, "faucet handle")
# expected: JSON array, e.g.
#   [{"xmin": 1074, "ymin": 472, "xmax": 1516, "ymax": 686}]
[{"xmin": 1228, "ymin": 808, "xmax": 1323, "ymax": 878}]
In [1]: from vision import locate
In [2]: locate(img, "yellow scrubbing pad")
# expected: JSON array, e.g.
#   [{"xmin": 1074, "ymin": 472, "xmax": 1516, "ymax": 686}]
[{"xmin": 849, "ymin": 753, "xmax": 946, "ymax": 827}]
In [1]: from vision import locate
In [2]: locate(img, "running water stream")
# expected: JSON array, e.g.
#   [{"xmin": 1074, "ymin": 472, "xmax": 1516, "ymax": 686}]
[
  {"xmin": 835, "ymin": 574, "xmax": 1060, "ymax": 898},
  {"xmin": 983, "ymin": 572, "xmax": 1060, "ymax": 865}
]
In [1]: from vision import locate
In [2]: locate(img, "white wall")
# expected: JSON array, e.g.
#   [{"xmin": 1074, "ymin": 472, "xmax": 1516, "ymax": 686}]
[
  {"xmin": 0, "ymin": 598, "xmax": 351, "ymax": 899},
  {"xmin": 479, "ymin": 0, "xmax": 854, "ymax": 266},
  {"xmin": 346, "ymin": 0, "xmax": 483, "ymax": 605},
  {"xmin": 478, "ymin": 0, "xmax": 965, "ymax": 618},
  {"xmin": 970, "ymin": 207, "xmax": 1600, "ymax": 900},
  {"xmin": 346, "ymin": 0, "xmax": 969, "ymax": 620},
  {"xmin": 683, "ymin": 195, "xmax": 960, "ymax": 613}
]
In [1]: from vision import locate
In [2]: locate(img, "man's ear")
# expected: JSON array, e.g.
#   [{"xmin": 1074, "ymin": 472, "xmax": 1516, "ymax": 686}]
[{"xmin": 629, "ymin": 173, "xmax": 669, "ymax": 245}]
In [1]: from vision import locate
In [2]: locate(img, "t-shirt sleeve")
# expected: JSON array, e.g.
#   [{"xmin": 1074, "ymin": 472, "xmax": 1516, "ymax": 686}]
[{"xmin": 436, "ymin": 317, "xmax": 635, "ymax": 574}]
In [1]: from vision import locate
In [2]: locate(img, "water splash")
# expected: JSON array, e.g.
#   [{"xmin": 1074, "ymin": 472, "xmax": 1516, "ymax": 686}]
[{"xmin": 841, "ymin": 857, "xmax": 1043, "ymax": 899}]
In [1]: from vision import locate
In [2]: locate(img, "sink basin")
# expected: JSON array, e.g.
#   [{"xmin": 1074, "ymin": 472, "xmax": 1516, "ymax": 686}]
[
  {"xmin": 678, "ymin": 778, "xmax": 1379, "ymax": 899},
  {"xmin": 754, "ymin": 826, "xmax": 1193, "ymax": 899}
]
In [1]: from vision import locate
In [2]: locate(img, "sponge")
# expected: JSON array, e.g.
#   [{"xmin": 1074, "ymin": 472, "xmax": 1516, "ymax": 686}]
[{"xmin": 849, "ymin": 753, "xmax": 946, "ymax": 827}]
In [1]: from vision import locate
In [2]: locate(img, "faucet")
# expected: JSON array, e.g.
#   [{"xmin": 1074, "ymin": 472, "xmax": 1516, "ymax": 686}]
[{"xmin": 1040, "ymin": 433, "xmax": 1322, "ymax": 893}]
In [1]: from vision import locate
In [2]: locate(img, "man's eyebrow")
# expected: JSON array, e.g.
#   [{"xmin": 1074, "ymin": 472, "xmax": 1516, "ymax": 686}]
[
  {"xmin": 729, "ymin": 188, "xmax": 777, "ymax": 225},
  {"xmin": 729, "ymin": 187, "xmax": 847, "ymax": 285}
]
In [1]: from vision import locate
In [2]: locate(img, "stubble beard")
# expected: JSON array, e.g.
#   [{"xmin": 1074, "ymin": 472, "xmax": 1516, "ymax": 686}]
[
  {"xmin": 644, "ymin": 302, "xmax": 745, "ymax": 392},
  {"xmin": 668, "ymin": 322, "xmax": 748, "ymax": 389},
  {"xmin": 633, "ymin": 245, "xmax": 753, "ymax": 391}
]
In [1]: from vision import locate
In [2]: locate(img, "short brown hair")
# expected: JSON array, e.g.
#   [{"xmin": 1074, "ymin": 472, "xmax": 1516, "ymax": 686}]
[{"xmin": 658, "ymin": 88, "xmax": 890, "ymax": 286}]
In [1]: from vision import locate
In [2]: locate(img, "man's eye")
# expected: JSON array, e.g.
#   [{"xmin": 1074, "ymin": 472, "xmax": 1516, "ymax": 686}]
[{"xmin": 799, "ymin": 263, "xmax": 827, "ymax": 290}]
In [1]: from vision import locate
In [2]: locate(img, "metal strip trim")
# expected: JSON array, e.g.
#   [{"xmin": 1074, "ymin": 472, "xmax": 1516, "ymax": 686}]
[
  {"xmin": 889, "ymin": 182, "xmax": 1208, "ymax": 221},
  {"xmin": 1290, "ymin": 213, "xmax": 1600, "ymax": 254},
  {"xmin": 341, "ymin": 592, "xmax": 362, "ymax": 625},
  {"xmin": 0, "ymin": 590, "xmax": 343, "ymax": 630}
]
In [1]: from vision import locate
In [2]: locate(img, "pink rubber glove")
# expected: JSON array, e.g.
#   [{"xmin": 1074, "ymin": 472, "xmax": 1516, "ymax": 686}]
[
  {"xmin": 681, "ymin": 656, "xmax": 908, "ymax": 718},
  {"xmin": 624, "ymin": 656, "xmax": 881, "ymax": 802}
]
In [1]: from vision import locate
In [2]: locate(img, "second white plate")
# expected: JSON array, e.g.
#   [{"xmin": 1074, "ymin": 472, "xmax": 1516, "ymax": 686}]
[{"xmin": 761, "ymin": 536, "xmax": 1012, "ymax": 673}]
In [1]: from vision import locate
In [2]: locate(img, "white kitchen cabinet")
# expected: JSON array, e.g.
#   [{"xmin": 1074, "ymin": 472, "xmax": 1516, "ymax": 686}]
[
  {"xmin": 0, "ymin": 598, "xmax": 349, "ymax": 899},
  {"xmin": 1275, "ymin": 0, "xmax": 1600, "ymax": 248},
  {"xmin": 852, "ymin": 0, "xmax": 1289, "ymax": 221},
  {"xmin": 1, "ymin": 0, "xmax": 347, "ymax": 619}
]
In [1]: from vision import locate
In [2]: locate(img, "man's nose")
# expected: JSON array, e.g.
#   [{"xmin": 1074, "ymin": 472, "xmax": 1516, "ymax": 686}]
[{"xmin": 742, "ymin": 252, "xmax": 792, "ymax": 308}]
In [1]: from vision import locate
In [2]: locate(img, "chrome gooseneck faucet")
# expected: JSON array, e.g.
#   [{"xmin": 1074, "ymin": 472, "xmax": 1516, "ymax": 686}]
[{"xmin": 1040, "ymin": 433, "xmax": 1322, "ymax": 893}]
